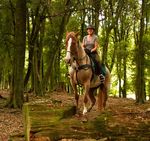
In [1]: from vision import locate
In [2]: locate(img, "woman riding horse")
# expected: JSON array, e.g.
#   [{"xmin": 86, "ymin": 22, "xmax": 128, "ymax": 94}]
[
  {"xmin": 64, "ymin": 31, "xmax": 110, "ymax": 115},
  {"xmin": 82, "ymin": 24, "xmax": 105, "ymax": 83}
]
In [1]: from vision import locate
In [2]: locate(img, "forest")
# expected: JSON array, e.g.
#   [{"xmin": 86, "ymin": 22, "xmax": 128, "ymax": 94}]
[
  {"xmin": 0, "ymin": 0, "xmax": 150, "ymax": 140},
  {"xmin": 0, "ymin": 0, "xmax": 149, "ymax": 108}
]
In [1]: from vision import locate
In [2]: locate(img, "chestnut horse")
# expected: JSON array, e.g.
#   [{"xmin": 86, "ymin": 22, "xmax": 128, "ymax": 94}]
[{"xmin": 64, "ymin": 32, "xmax": 111, "ymax": 115}]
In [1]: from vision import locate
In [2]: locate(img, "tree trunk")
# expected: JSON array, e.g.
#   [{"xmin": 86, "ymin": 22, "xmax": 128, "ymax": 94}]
[
  {"xmin": 122, "ymin": 54, "xmax": 127, "ymax": 98},
  {"xmin": 92, "ymin": 0, "xmax": 100, "ymax": 34},
  {"xmin": 24, "ymin": 10, "xmax": 33, "ymax": 89},
  {"xmin": 8, "ymin": 0, "xmax": 26, "ymax": 108},
  {"xmin": 135, "ymin": 0, "xmax": 146, "ymax": 104}
]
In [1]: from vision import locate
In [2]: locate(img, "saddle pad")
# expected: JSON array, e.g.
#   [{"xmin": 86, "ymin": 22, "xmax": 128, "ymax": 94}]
[{"xmin": 101, "ymin": 64, "xmax": 106, "ymax": 76}]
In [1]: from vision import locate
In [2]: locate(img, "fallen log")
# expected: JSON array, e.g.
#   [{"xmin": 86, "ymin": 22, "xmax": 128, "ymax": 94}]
[
  {"xmin": 9, "ymin": 95, "xmax": 150, "ymax": 141},
  {"xmin": 23, "ymin": 101, "xmax": 77, "ymax": 141},
  {"xmin": 22, "ymin": 95, "xmax": 112, "ymax": 141}
]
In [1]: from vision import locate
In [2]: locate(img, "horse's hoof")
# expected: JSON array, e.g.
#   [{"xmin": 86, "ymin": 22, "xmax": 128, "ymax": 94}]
[
  {"xmin": 87, "ymin": 107, "xmax": 92, "ymax": 113},
  {"xmin": 83, "ymin": 108, "xmax": 88, "ymax": 115},
  {"xmin": 81, "ymin": 116, "xmax": 88, "ymax": 123},
  {"xmin": 98, "ymin": 107, "xmax": 105, "ymax": 112},
  {"xmin": 75, "ymin": 108, "xmax": 81, "ymax": 115}
]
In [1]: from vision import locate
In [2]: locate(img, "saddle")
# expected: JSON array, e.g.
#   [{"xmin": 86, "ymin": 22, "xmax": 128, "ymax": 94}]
[{"xmin": 84, "ymin": 48, "xmax": 106, "ymax": 76}]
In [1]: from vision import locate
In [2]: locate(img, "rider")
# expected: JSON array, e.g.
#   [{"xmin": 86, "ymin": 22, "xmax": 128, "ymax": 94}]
[{"xmin": 81, "ymin": 24, "xmax": 105, "ymax": 82}]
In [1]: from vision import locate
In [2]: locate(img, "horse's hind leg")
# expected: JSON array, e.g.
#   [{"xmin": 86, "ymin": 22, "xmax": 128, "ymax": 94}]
[
  {"xmin": 97, "ymin": 86, "xmax": 107, "ymax": 111},
  {"xmin": 101, "ymin": 86, "xmax": 107, "ymax": 108},
  {"xmin": 87, "ymin": 88, "xmax": 96, "ymax": 112},
  {"xmin": 97, "ymin": 87, "xmax": 105, "ymax": 111},
  {"xmin": 102, "ymin": 70, "xmax": 110, "ymax": 108},
  {"xmin": 97, "ymin": 68, "xmax": 110, "ymax": 111}
]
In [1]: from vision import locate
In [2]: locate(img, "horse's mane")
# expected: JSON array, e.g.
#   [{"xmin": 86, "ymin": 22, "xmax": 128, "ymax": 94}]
[{"xmin": 66, "ymin": 32, "xmax": 78, "ymax": 46}]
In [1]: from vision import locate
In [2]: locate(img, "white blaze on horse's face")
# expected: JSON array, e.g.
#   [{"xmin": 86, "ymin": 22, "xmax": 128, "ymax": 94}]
[{"xmin": 64, "ymin": 37, "xmax": 72, "ymax": 64}]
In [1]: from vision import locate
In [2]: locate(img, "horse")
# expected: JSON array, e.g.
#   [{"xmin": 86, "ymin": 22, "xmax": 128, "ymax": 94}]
[{"xmin": 64, "ymin": 31, "xmax": 111, "ymax": 115}]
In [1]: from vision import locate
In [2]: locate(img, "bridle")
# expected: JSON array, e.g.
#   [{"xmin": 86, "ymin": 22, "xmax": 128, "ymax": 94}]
[{"xmin": 66, "ymin": 36, "xmax": 91, "ymax": 71}]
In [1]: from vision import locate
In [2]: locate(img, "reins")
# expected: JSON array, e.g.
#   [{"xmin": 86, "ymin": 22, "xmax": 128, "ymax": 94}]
[
  {"xmin": 74, "ymin": 41, "xmax": 92, "ymax": 70},
  {"xmin": 66, "ymin": 32, "xmax": 93, "ymax": 86},
  {"xmin": 66, "ymin": 33, "xmax": 92, "ymax": 65},
  {"xmin": 73, "ymin": 41, "xmax": 92, "ymax": 85}
]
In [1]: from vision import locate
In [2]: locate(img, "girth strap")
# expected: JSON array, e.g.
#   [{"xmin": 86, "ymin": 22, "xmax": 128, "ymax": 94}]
[
  {"xmin": 75, "ymin": 64, "xmax": 91, "ymax": 86},
  {"xmin": 78, "ymin": 64, "xmax": 91, "ymax": 70}
]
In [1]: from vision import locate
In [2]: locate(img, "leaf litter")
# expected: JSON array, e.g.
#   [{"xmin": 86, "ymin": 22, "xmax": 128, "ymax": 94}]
[{"xmin": 0, "ymin": 90, "xmax": 150, "ymax": 141}]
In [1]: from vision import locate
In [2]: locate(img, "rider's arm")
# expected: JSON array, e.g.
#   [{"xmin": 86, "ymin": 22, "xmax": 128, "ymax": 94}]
[
  {"xmin": 82, "ymin": 42, "xmax": 85, "ymax": 48},
  {"xmin": 91, "ymin": 36, "xmax": 99, "ymax": 52}
]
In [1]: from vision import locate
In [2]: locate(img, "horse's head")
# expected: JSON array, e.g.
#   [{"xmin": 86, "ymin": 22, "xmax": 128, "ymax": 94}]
[{"xmin": 64, "ymin": 32, "xmax": 79, "ymax": 64}]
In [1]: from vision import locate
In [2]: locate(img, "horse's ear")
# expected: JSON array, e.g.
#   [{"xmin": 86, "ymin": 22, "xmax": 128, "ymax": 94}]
[
  {"xmin": 66, "ymin": 32, "xmax": 69, "ymax": 36},
  {"xmin": 75, "ymin": 31, "xmax": 80, "ymax": 37}
]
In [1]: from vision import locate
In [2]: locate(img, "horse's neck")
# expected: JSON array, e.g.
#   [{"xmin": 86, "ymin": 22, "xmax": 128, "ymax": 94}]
[
  {"xmin": 76, "ymin": 43, "xmax": 88, "ymax": 64},
  {"xmin": 77, "ymin": 42, "xmax": 84, "ymax": 54}
]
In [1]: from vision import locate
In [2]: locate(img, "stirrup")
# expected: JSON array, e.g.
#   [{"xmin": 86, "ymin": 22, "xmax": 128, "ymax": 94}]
[{"xmin": 99, "ymin": 74, "xmax": 105, "ymax": 83}]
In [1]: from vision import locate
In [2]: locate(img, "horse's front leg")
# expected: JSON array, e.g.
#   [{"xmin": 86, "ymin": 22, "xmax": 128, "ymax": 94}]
[
  {"xmin": 83, "ymin": 82, "xmax": 90, "ymax": 115},
  {"xmin": 69, "ymin": 67, "xmax": 79, "ymax": 109},
  {"xmin": 70, "ymin": 79, "xmax": 78, "ymax": 107},
  {"xmin": 73, "ymin": 84, "xmax": 79, "ymax": 108}
]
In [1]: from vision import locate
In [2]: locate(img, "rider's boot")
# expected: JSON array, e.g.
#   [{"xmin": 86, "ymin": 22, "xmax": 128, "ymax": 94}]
[
  {"xmin": 99, "ymin": 74, "xmax": 105, "ymax": 84},
  {"xmin": 98, "ymin": 62, "xmax": 105, "ymax": 84}
]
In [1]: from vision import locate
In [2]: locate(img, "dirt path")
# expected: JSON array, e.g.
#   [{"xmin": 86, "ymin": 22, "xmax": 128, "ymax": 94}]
[{"xmin": 0, "ymin": 91, "xmax": 150, "ymax": 141}]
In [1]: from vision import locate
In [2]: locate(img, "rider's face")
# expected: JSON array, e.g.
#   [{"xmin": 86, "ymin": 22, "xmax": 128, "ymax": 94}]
[{"xmin": 87, "ymin": 28, "xmax": 94, "ymax": 35}]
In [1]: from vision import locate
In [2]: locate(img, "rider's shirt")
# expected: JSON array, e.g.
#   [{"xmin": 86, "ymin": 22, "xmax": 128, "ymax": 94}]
[{"xmin": 83, "ymin": 34, "xmax": 99, "ymax": 51}]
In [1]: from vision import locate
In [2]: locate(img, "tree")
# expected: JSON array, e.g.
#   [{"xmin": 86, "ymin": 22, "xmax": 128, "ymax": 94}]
[
  {"xmin": 7, "ymin": 0, "xmax": 26, "ymax": 108},
  {"xmin": 0, "ymin": 0, "xmax": 149, "ymax": 105},
  {"xmin": 135, "ymin": 0, "xmax": 147, "ymax": 103}
]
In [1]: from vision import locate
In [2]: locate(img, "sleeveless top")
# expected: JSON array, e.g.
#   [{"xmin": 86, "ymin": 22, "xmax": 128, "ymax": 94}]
[{"xmin": 83, "ymin": 34, "xmax": 99, "ymax": 51}]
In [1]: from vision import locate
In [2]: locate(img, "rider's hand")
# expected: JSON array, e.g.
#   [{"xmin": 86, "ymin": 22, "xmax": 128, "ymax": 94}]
[
  {"xmin": 91, "ymin": 48, "xmax": 96, "ymax": 52},
  {"xmin": 84, "ymin": 48, "xmax": 91, "ymax": 54}
]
